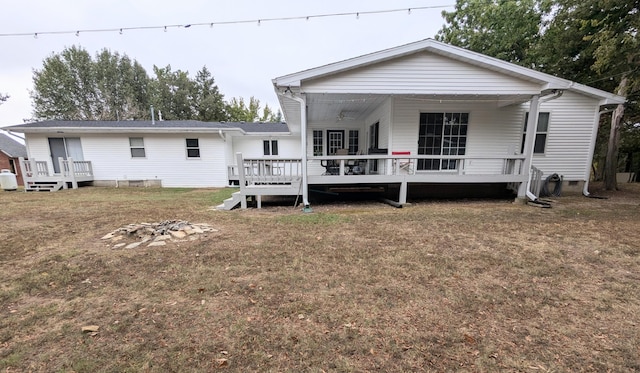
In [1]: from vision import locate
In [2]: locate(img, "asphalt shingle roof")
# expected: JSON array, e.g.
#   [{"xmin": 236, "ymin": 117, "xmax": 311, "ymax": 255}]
[
  {"xmin": 0, "ymin": 132, "xmax": 27, "ymax": 158},
  {"xmin": 7, "ymin": 120, "xmax": 290, "ymax": 133}
]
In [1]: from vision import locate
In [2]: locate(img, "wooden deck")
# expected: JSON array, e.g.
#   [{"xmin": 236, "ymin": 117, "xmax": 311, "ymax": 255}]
[
  {"xmin": 19, "ymin": 157, "xmax": 94, "ymax": 191},
  {"xmin": 221, "ymin": 153, "xmax": 532, "ymax": 209}
]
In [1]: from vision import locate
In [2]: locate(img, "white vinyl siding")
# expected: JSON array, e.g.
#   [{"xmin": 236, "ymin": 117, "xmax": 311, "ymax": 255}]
[
  {"xmin": 303, "ymin": 52, "xmax": 543, "ymax": 95},
  {"xmin": 392, "ymin": 98, "xmax": 524, "ymax": 175},
  {"xmin": 529, "ymin": 91, "xmax": 601, "ymax": 180},
  {"xmin": 26, "ymin": 133, "xmax": 228, "ymax": 187}
]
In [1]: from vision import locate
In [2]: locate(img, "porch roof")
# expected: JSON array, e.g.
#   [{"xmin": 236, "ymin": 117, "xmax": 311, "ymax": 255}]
[
  {"xmin": 5, "ymin": 120, "xmax": 291, "ymax": 135},
  {"xmin": 273, "ymin": 39, "xmax": 625, "ymax": 124}
]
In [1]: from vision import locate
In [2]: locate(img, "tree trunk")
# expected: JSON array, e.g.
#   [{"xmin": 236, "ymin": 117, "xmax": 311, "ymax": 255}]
[{"xmin": 603, "ymin": 77, "xmax": 628, "ymax": 190}]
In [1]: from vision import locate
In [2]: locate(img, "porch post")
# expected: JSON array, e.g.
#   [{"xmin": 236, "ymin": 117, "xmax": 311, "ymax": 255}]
[
  {"xmin": 236, "ymin": 152, "xmax": 248, "ymax": 209},
  {"xmin": 517, "ymin": 94, "xmax": 540, "ymax": 199},
  {"xmin": 289, "ymin": 93, "xmax": 312, "ymax": 212}
]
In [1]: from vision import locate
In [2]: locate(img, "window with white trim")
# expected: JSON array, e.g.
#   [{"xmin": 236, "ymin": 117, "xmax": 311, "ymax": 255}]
[
  {"xmin": 417, "ymin": 112, "xmax": 468, "ymax": 170},
  {"xmin": 522, "ymin": 112, "xmax": 549, "ymax": 154},
  {"xmin": 186, "ymin": 138, "xmax": 200, "ymax": 158},
  {"xmin": 129, "ymin": 137, "xmax": 146, "ymax": 158},
  {"xmin": 263, "ymin": 140, "xmax": 278, "ymax": 156},
  {"xmin": 313, "ymin": 130, "xmax": 323, "ymax": 156}
]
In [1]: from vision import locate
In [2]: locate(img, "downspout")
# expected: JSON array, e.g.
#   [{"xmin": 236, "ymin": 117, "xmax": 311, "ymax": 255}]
[
  {"xmin": 288, "ymin": 93, "xmax": 312, "ymax": 212},
  {"xmin": 583, "ymin": 107, "xmax": 615, "ymax": 197},
  {"xmin": 521, "ymin": 90, "xmax": 564, "ymax": 201}
]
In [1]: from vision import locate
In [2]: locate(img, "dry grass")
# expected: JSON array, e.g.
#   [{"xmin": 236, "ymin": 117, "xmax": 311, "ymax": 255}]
[{"xmin": 1, "ymin": 184, "xmax": 639, "ymax": 372}]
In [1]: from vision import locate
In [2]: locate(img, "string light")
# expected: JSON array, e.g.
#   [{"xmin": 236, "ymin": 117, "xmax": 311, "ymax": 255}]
[{"xmin": 0, "ymin": 5, "xmax": 452, "ymax": 38}]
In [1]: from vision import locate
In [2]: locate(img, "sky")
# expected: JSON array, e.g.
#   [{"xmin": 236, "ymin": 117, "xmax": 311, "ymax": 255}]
[{"xmin": 0, "ymin": 0, "xmax": 454, "ymax": 128}]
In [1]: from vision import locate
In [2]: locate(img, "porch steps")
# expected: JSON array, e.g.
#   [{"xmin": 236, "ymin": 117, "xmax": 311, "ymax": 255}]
[
  {"xmin": 25, "ymin": 181, "xmax": 64, "ymax": 192},
  {"xmin": 217, "ymin": 191, "xmax": 244, "ymax": 211}
]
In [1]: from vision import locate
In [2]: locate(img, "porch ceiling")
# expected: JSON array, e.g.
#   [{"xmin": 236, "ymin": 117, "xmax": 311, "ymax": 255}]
[{"xmin": 305, "ymin": 93, "xmax": 534, "ymax": 123}]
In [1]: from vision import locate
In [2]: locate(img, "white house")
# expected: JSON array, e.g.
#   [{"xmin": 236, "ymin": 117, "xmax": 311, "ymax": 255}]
[
  {"xmin": 7, "ymin": 39, "xmax": 625, "ymax": 208},
  {"xmin": 7, "ymin": 120, "xmax": 293, "ymax": 190}
]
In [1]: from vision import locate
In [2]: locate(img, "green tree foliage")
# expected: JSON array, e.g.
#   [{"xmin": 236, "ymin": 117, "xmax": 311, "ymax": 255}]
[
  {"xmin": 437, "ymin": 0, "xmax": 640, "ymax": 188},
  {"xmin": 149, "ymin": 65, "xmax": 195, "ymax": 120},
  {"xmin": 437, "ymin": 0, "xmax": 551, "ymax": 65},
  {"xmin": 193, "ymin": 66, "xmax": 226, "ymax": 121},
  {"xmin": 31, "ymin": 47, "xmax": 231, "ymax": 122},
  {"xmin": 32, "ymin": 47, "xmax": 150, "ymax": 120},
  {"xmin": 226, "ymin": 96, "xmax": 281, "ymax": 122}
]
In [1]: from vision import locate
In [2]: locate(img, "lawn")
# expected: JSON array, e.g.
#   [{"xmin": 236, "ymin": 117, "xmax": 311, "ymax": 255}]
[{"xmin": 1, "ymin": 185, "xmax": 639, "ymax": 372}]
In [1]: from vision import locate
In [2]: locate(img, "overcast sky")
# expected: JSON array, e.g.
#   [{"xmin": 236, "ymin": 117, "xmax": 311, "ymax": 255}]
[{"xmin": 0, "ymin": 0, "xmax": 454, "ymax": 127}]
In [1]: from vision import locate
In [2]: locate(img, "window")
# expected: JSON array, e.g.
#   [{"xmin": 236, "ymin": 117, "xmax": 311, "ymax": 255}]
[
  {"xmin": 263, "ymin": 140, "xmax": 278, "ymax": 156},
  {"xmin": 348, "ymin": 130, "xmax": 359, "ymax": 155},
  {"xmin": 8, "ymin": 159, "xmax": 17, "ymax": 175},
  {"xmin": 369, "ymin": 122, "xmax": 379, "ymax": 150},
  {"xmin": 313, "ymin": 130, "xmax": 323, "ymax": 156},
  {"xmin": 186, "ymin": 138, "xmax": 200, "ymax": 158},
  {"xmin": 129, "ymin": 137, "xmax": 146, "ymax": 158},
  {"xmin": 522, "ymin": 112, "xmax": 550, "ymax": 154},
  {"xmin": 417, "ymin": 112, "xmax": 469, "ymax": 170}
]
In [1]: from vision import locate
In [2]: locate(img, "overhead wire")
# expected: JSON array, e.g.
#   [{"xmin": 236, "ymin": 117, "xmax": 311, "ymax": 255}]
[{"xmin": 0, "ymin": 5, "xmax": 453, "ymax": 38}]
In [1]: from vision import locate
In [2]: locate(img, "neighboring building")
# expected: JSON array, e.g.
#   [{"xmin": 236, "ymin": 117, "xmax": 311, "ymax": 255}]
[
  {"xmin": 7, "ymin": 39, "xmax": 626, "ymax": 207},
  {"xmin": 0, "ymin": 132, "xmax": 27, "ymax": 186}
]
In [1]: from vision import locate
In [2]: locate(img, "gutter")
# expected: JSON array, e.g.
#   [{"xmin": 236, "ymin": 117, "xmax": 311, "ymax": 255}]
[
  {"xmin": 282, "ymin": 91, "xmax": 311, "ymax": 211},
  {"xmin": 524, "ymin": 90, "xmax": 564, "ymax": 201}
]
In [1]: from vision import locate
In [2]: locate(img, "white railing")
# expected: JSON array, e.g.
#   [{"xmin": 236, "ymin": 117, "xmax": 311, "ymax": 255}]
[
  {"xmin": 232, "ymin": 156, "xmax": 303, "ymax": 185},
  {"xmin": 18, "ymin": 157, "xmax": 94, "ymax": 189},
  {"xmin": 310, "ymin": 154, "xmax": 526, "ymax": 176}
]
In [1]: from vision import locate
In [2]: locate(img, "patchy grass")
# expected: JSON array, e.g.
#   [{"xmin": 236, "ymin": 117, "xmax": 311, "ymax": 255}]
[{"xmin": 1, "ymin": 184, "xmax": 639, "ymax": 372}]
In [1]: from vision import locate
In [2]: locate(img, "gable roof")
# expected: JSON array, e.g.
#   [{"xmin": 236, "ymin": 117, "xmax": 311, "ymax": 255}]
[
  {"xmin": 0, "ymin": 132, "xmax": 27, "ymax": 158},
  {"xmin": 5, "ymin": 120, "xmax": 290, "ymax": 135},
  {"xmin": 273, "ymin": 38, "xmax": 625, "ymax": 105}
]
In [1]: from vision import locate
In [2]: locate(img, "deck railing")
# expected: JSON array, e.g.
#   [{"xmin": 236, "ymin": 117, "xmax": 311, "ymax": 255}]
[
  {"xmin": 310, "ymin": 154, "xmax": 526, "ymax": 176},
  {"xmin": 18, "ymin": 157, "xmax": 94, "ymax": 189},
  {"xmin": 229, "ymin": 156, "xmax": 303, "ymax": 185}
]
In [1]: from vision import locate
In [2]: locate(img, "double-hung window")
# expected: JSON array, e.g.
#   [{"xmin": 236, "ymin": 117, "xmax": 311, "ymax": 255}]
[
  {"xmin": 522, "ymin": 112, "xmax": 550, "ymax": 154},
  {"xmin": 263, "ymin": 140, "xmax": 279, "ymax": 156},
  {"xmin": 186, "ymin": 138, "xmax": 200, "ymax": 158},
  {"xmin": 129, "ymin": 137, "xmax": 146, "ymax": 158}
]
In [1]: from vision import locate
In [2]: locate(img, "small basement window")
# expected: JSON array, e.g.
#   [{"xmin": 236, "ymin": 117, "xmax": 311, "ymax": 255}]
[
  {"xmin": 129, "ymin": 137, "xmax": 146, "ymax": 158},
  {"xmin": 186, "ymin": 138, "xmax": 200, "ymax": 158}
]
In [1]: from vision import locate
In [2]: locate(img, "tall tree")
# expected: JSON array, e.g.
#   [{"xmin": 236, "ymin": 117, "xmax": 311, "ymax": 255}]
[
  {"xmin": 436, "ymin": 0, "xmax": 551, "ymax": 65},
  {"xmin": 150, "ymin": 65, "xmax": 196, "ymax": 120},
  {"xmin": 192, "ymin": 66, "xmax": 226, "ymax": 121},
  {"xmin": 31, "ymin": 46, "xmax": 151, "ymax": 120}
]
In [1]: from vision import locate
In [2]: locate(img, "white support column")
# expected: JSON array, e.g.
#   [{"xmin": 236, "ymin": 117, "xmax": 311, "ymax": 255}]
[
  {"xmin": 399, "ymin": 181, "xmax": 408, "ymax": 205},
  {"xmin": 289, "ymin": 93, "xmax": 311, "ymax": 212},
  {"xmin": 236, "ymin": 152, "xmax": 248, "ymax": 209},
  {"xmin": 517, "ymin": 94, "xmax": 540, "ymax": 199}
]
